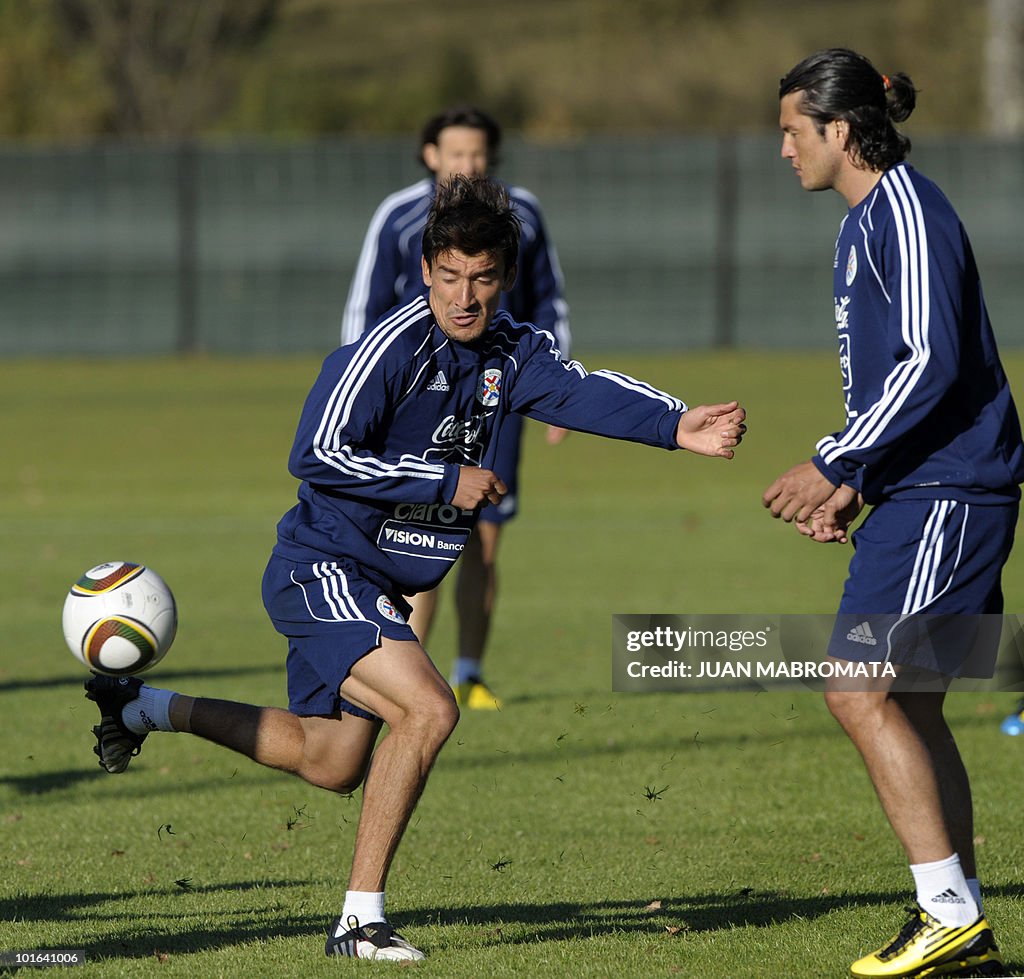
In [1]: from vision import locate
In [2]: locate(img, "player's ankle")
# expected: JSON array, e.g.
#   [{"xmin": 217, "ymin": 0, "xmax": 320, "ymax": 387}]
[
  {"xmin": 450, "ymin": 657, "xmax": 483, "ymax": 685},
  {"xmin": 121, "ymin": 685, "xmax": 177, "ymax": 735}
]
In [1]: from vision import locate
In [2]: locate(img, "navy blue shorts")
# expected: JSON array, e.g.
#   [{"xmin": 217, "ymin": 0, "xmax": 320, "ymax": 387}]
[
  {"xmin": 480, "ymin": 411, "xmax": 522, "ymax": 524},
  {"xmin": 828, "ymin": 499, "xmax": 1018, "ymax": 676},
  {"xmin": 262, "ymin": 554, "xmax": 419, "ymax": 720}
]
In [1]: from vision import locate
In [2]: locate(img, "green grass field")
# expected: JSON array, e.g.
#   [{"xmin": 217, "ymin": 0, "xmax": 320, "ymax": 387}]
[{"xmin": 2, "ymin": 351, "xmax": 1023, "ymax": 978}]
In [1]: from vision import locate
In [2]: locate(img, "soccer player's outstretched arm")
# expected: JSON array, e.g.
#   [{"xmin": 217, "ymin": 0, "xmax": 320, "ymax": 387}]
[{"xmin": 508, "ymin": 330, "xmax": 745, "ymax": 456}]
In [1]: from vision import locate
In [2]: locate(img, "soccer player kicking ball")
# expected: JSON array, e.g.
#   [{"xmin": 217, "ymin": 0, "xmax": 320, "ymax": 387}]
[
  {"xmin": 764, "ymin": 49, "xmax": 1022, "ymax": 979},
  {"xmin": 85, "ymin": 174, "xmax": 746, "ymax": 963}
]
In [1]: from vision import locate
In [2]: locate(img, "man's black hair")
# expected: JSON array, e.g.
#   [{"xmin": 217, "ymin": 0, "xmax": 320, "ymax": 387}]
[
  {"xmin": 422, "ymin": 174, "xmax": 520, "ymax": 273},
  {"xmin": 780, "ymin": 48, "xmax": 917, "ymax": 171},
  {"xmin": 419, "ymin": 105, "xmax": 502, "ymax": 171}
]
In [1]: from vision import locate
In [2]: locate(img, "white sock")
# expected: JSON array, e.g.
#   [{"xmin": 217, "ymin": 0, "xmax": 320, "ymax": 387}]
[
  {"xmin": 450, "ymin": 657, "xmax": 482, "ymax": 685},
  {"xmin": 121, "ymin": 685, "xmax": 176, "ymax": 735},
  {"xmin": 966, "ymin": 877, "xmax": 983, "ymax": 913},
  {"xmin": 911, "ymin": 854, "xmax": 978, "ymax": 926},
  {"xmin": 339, "ymin": 890, "xmax": 386, "ymax": 928}
]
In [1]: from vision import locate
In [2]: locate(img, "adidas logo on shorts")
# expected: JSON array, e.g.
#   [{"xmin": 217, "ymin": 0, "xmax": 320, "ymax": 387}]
[
  {"xmin": 426, "ymin": 370, "xmax": 450, "ymax": 392},
  {"xmin": 846, "ymin": 621, "xmax": 878, "ymax": 646}
]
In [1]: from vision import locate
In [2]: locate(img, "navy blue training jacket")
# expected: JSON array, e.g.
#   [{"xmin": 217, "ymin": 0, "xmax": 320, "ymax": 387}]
[
  {"xmin": 812, "ymin": 163, "xmax": 1024, "ymax": 504},
  {"xmin": 276, "ymin": 297, "xmax": 685, "ymax": 594}
]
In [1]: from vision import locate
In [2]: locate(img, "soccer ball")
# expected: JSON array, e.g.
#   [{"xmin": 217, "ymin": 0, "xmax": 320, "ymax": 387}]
[{"xmin": 62, "ymin": 562, "xmax": 177, "ymax": 675}]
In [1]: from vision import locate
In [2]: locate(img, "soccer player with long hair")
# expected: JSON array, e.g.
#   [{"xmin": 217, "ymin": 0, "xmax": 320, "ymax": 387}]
[{"xmin": 764, "ymin": 48, "xmax": 1021, "ymax": 979}]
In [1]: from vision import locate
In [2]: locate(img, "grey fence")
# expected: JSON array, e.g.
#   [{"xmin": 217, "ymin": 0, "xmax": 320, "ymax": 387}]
[{"xmin": 0, "ymin": 135, "xmax": 1020, "ymax": 355}]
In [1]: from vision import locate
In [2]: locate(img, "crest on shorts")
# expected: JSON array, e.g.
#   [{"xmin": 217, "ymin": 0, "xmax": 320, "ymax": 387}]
[
  {"xmin": 845, "ymin": 244, "xmax": 858, "ymax": 286},
  {"xmin": 476, "ymin": 368, "xmax": 502, "ymax": 407},
  {"xmin": 376, "ymin": 595, "xmax": 406, "ymax": 624}
]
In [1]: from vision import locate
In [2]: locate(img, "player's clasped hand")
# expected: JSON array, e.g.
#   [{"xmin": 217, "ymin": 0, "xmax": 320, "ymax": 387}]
[
  {"xmin": 761, "ymin": 459, "xmax": 837, "ymax": 523},
  {"xmin": 675, "ymin": 401, "xmax": 747, "ymax": 458},
  {"xmin": 451, "ymin": 467, "xmax": 508, "ymax": 510},
  {"xmin": 794, "ymin": 483, "xmax": 864, "ymax": 544}
]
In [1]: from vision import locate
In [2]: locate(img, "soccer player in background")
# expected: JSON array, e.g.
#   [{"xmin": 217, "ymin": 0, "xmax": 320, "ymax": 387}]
[
  {"xmin": 763, "ymin": 48, "xmax": 1022, "ymax": 979},
  {"xmin": 86, "ymin": 175, "xmax": 746, "ymax": 963},
  {"xmin": 341, "ymin": 105, "xmax": 571, "ymax": 711}
]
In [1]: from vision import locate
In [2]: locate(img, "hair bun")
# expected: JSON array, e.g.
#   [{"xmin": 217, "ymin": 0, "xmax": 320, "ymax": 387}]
[{"xmin": 886, "ymin": 72, "xmax": 917, "ymax": 123}]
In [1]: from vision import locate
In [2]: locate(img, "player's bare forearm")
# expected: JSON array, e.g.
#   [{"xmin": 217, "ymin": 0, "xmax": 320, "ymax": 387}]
[{"xmin": 675, "ymin": 402, "xmax": 747, "ymax": 458}]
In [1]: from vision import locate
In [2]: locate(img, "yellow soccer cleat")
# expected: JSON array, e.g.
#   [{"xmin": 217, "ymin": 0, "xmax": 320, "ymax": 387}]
[
  {"xmin": 850, "ymin": 905, "xmax": 1003, "ymax": 978},
  {"xmin": 453, "ymin": 678, "xmax": 503, "ymax": 711}
]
